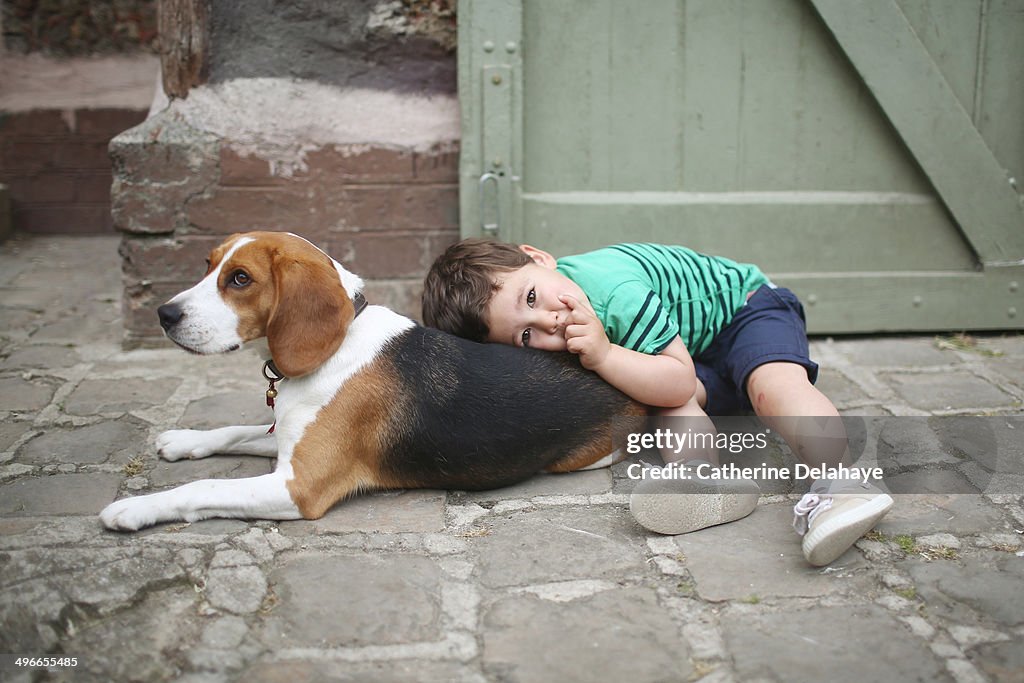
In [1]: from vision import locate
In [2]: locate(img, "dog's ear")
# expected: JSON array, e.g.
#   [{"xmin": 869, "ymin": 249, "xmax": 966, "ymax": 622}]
[{"xmin": 267, "ymin": 253, "xmax": 354, "ymax": 377}]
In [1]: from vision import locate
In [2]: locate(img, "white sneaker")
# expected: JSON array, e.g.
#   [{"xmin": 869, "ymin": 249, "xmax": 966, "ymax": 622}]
[
  {"xmin": 793, "ymin": 481, "xmax": 894, "ymax": 566},
  {"xmin": 630, "ymin": 464, "xmax": 760, "ymax": 535}
]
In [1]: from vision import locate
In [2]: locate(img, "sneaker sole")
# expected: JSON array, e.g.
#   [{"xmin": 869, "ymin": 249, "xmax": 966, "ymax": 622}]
[
  {"xmin": 802, "ymin": 493, "xmax": 894, "ymax": 566},
  {"xmin": 629, "ymin": 479, "xmax": 759, "ymax": 535}
]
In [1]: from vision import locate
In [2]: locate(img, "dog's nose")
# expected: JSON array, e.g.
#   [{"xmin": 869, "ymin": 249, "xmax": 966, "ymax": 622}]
[{"xmin": 157, "ymin": 303, "xmax": 184, "ymax": 332}]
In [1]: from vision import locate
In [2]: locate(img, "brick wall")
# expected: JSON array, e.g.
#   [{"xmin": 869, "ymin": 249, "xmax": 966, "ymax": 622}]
[
  {"xmin": 106, "ymin": 0, "xmax": 459, "ymax": 347},
  {"xmin": 113, "ymin": 112, "xmax": 459, "ymax": 347},
  {"xmin": 0, "ymin": 108, "xmax": 148, "ymax": 233}
]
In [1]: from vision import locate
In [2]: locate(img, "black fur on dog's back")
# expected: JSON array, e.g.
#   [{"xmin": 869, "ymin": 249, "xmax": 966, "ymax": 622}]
[{"xmin": 375, "ymin": 325, "xmax": 643, "ymax": 490}]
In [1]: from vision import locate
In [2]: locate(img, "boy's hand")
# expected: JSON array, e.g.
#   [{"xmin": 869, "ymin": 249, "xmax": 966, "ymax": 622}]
[{"xmin": 560, "ymin": 294, "xmax": 610, "ymax": 370}]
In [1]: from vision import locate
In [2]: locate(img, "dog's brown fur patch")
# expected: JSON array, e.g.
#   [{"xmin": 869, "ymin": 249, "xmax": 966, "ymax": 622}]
[{"xmin": 286, "ymin": 360, "xmax": 403, "ymax": 519}]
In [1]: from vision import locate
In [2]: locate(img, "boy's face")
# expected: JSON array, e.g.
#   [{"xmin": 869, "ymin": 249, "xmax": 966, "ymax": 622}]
[{"xmin": 485, "ymin": 246, "xmax": 589, "ymax": 351}]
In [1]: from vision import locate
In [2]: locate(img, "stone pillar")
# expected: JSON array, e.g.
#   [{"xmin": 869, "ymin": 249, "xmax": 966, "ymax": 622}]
[{"xmin": 112, "ymin": 0, "xmax": 458, "ymax": 348}]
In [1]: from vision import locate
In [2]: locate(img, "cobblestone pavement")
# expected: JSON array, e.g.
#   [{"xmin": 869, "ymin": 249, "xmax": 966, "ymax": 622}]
[{"xmin": 1, "ymin": 234, "xmax": 1023, "ymax": 683}]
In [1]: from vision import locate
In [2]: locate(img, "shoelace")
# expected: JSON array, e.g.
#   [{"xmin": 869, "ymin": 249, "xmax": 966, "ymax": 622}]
[{"xmin": 792, "ymin": 493, "xmax": 833, "ymax": 536}]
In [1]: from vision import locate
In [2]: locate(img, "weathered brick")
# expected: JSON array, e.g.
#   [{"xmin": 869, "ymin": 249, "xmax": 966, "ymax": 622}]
[
  {"xmin": 111, "ymin": 179, "xmax": 184, "ymax": 235},
  {"xmin": 413, "ymin": 143, "xmax": 459, "ymax": 183},
  {"xmin": 219, "ymin": 148, "xmax": 288, "ymax": 187},
  {"xmin": 323, "ymin": 186, "xmax": 392, "ymax": 231},
  {"xmin": 425, "ymin": 230, "xmax": 459, "ymax": 263},
  {"xmin": 304, "ymin": 145, "xmax": 415, "ymax": 184},
  {"xmin": 1, "ymin": 172, "xmax": 76, "ymax": 203},
  {"xmin": 109, "ymin": 117, "xmax": 219, "ymax": 236},
  {"xmin": 13, "ymin": 205, "xmax": 112, "ymax": 233},
  {"xmin": 0, "ymin": 184, "xmax": 10, "ymax": 241},
  {"xmin": 0, "ymin": 110, "xmax": 72, "ymax": 137},
  {"xmin": 326, "ymin": 184, "xmax": 458, "ymax": 232},
  {"xmin": 411, "ymin": 184, "xmax": 459, "ymax": 228},
  {"xmin": 329, "ymin": 230, "xmax": 457, "ymax": 278},
  {"xmin": 0, "ymin": 139, "xmax": 57, "ymax": 173},
  {"xmin": 330, "ymin": 233, "xmax": 423, "ymax": 278},
  {"xmin": 112, "ymin": 140, "xmax": 206, "ymax": 184},
  {"xmin": 122, "ymin": 280, "xmax": 192, "ymax": 343},
  {"xmin": 53, "ymin": 139, "xmax": 112, "ymax": 171},
  {"xmin": 120, "ymin": 235, "xmax": 222, "ymax": 283},
  {"xmin": 186, "ymin": 184, "xmax": 326, "ymax": 236},
  {"xmin": 360, "ymin": 278, "xmax": 424, "ymax": 322},
  {"xmin": 75, "ymin": 108, "xmax": 147, "ymax": 139},
  {"xmin": 0, "ymin": 108, "xmax": 145, "ymax": 235},
  {"xmin": 108, "ymin": 114, "xmax": 220, "ymax": 187},
  {"xmin": 75, "ymin": 171, "xmax": 115, "ymax": 204},
  {"xmin": 113, "ymin": 115, "xmax": 460, "ymax": 345}
]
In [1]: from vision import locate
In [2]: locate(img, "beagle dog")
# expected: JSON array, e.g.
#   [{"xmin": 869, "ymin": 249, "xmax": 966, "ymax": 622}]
[{"xmin": 100, "ymin": 231, "xmax": 644, "ymax": 531}]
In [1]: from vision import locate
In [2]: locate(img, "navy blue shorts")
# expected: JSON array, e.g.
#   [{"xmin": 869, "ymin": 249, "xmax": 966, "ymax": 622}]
[{"xmin": 693, "ymin": 285, "xmax": 818, "ymax": 415}]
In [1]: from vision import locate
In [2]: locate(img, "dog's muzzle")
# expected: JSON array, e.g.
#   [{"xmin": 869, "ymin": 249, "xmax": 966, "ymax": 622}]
[{"xmin": 158, "ymin": 303, "xmax": 184, "ymax": 333}]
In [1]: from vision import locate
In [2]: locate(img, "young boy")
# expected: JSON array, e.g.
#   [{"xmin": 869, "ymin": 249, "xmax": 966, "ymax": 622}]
[{"xmin": 422, "ymin": 239, "xmax": 893, "ymax": 566}]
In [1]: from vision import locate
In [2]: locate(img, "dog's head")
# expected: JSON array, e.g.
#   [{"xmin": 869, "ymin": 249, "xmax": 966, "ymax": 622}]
[{"xmin": 157, "ymin": 232, "xmax": 363, "ymax": 377}]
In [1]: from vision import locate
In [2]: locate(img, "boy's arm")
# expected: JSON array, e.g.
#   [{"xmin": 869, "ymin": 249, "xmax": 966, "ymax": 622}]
[{"xmin": 560, "ymin": 294, "xmax": 695, "ymax": 408}]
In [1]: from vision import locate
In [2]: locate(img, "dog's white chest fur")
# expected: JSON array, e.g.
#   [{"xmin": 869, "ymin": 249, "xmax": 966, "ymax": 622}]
[{"xmin": 271, "ymin": 306, "xmax": 414, "ymax": 461}]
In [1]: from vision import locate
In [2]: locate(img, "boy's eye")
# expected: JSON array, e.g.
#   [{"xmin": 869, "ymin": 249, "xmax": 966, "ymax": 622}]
[
  {"xmin": 526, "ymin": 288, "xmax": 536, "ymax": 308},
  {"xmin": 521, "ymin": 329, "xmax": 531, "ymax": 347}
]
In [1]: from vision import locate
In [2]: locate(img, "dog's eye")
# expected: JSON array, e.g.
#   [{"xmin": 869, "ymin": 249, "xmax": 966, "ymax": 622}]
[{"xmin": 229, "ymin": 270, "xmax": 251, "ymax": 288}]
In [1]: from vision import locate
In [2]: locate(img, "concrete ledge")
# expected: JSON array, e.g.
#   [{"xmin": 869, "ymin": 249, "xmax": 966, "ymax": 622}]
[{"xmin": 0, "ymin": 54, "xmax": 159, "ymax": 112}]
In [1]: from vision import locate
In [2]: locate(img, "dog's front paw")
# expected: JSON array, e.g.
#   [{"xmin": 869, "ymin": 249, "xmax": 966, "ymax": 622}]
[
  {"xmin": 156, "ymin": 429, "xmax": 213, "ymax": 461},
  {"xmin": 100, "ymin": 497, "xmax": 160, "ymax": 532}
]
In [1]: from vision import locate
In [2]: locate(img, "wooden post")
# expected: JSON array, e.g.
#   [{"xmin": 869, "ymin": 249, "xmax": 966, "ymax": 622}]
[{"xmin": 158, "ymin": 0, "xmax": 209, "ymax": 99}]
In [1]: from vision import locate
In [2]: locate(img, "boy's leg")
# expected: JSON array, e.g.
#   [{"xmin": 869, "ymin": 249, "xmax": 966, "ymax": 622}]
[
  {"xmin": 704, "ymin": 285, "xmax": 892, "ymax": 565},
  {"xmin": 629, "ymin": 377, "xmax": 759, "ymax": 535},
  {"xmin": 745, "ymin": 361, "xmax": 893, "ymax": 566},
  {"xmin": 657, "ymin": 390, "xmax": 719, "ymax": 466},
  {"xmin": 746, "ymin": 361, "xmax": 847, "ymax": 470}
]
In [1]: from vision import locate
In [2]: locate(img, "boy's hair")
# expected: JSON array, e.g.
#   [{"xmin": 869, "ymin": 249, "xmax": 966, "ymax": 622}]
[{"xmin": 422, "ymin": 238, "xmax": 533, "ymax": 341}]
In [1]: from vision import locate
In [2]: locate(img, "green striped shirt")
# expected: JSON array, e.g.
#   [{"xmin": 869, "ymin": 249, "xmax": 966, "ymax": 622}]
[{"xmin": 556, "ymin": 244, "xmax": 768, "ymax": 356}]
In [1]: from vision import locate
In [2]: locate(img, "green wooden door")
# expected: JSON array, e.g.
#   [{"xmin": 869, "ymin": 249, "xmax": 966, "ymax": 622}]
[{"xmin": 458, "ymin": 0, "xmax": 1024, "ymax": 333}]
